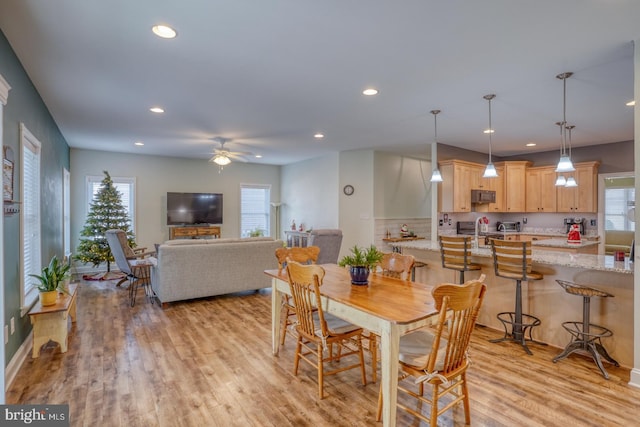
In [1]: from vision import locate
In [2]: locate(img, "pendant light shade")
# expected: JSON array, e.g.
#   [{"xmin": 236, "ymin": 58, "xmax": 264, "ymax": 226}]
[
  {"xmin": 564, "ymin": 125, "xmax": 577, "ymax": 187},
  {"xmin": 555, "ymin": 175, "xmax": 567, "ymax": 186},
  {"xmin": 482, "ymin": 94, "xmax": 498, "ymax": 178},
  {"xmin": 429, "ymin": 109, "xmax": 443, "ymax": 182},
  {"xmin": 555, "ymin": 72, "xmax": 575, "ymax": 173},
  {"xmin": 564, "ymin": 176, "xmax": 578, "ymax": 187}
]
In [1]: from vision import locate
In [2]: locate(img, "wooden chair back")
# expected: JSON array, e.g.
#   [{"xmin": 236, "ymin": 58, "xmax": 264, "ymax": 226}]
[
  {"xmin": 424, "ymin": 279, "xmax": 487, "ymax": 375},
  {"xmin": 490, "ymin": 239, "xmax": 533, "ymax": 280},
  {"xmin": 275, "ymin": 246, "xmax": 320, "ymax": 272},
  {"xmin": 285, "ymin": 262, "xmax": 328, "ymax": 339},
  {"xmin": 439, "ymin": 236, "xmax": 474, "ymax": 270},
  {"xmin": 375, "ymin": 252, "xmax": 415, "ymax": 281}
]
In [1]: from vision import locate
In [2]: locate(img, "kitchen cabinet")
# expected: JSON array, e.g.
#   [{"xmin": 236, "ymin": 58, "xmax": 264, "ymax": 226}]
[
  {"xmin": 526, "ymin": 166, "xmax": 558, "ymax": 212},
  {"xmin": 439, "ymin": 160, "xmax": 476, "ymax": 212},
  {"xmin": 504, "ymin": 161, "xmax": 531, "ymax": 212},
  {"xmin": 556, "ymin": 161, "xmax": 599, "ymax": 213},
  {"xmin": 474, "ymin": 163, "xmax": 504, "ymax": 213}
]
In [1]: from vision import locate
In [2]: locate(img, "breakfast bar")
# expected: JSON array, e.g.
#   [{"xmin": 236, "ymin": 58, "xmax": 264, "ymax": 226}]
[{"xmin": 393, "ymin": 240, "xmax": 634, "ymax": 367}]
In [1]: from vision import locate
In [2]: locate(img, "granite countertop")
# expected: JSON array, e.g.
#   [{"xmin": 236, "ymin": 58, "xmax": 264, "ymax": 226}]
[
  {"xmin": 531, "ymin": 238, "xmax": 599, "ymax": 248},
  {"xmin": 391, "ymin": 240, "xmax": 633, "ymax": 274}
]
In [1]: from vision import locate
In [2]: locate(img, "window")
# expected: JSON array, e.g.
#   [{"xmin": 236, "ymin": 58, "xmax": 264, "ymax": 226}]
[
  {"xmin": 604, "ymin": 186, "xmax": 635, "ymax": 231},
  {"xmin": 240, "ymin": 184, "xmax": 271, "ymax": 237},
  {"xmin": 85, "ymin": 175, "xmax": 136, "ymax": 232},
  {"xmin": 21, "ymin": 124, "xmax": 41, "ymax": 312}
]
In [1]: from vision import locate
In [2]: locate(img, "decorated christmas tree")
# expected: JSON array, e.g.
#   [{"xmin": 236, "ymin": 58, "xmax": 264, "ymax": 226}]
[{"xmin": 75, "ymin": 171, "xmax": 135, "ymax": 275}]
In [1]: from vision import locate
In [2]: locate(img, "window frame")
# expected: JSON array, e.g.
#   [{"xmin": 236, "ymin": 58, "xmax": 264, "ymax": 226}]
[
  {"xmin": 85, "ymin": 175, "xmax": 136, "ymax": 233},
  {"xmin": 20, "ymin": 123, "xmax": 42, "ymax": 315},
  {"xmin": 240, "ymin": 184, "xmax": 271, "ymax": 238}
]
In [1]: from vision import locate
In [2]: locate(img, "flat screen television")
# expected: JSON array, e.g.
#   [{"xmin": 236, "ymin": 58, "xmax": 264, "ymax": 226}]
[{"xmin": 166, "ymin": 192, "xmax": 223, "ymax": 225}]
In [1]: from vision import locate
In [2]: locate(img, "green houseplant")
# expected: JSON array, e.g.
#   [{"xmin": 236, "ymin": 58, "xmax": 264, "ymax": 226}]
[
  {"xmin": 30, "ymin": 255, "xmax": 71, "ymax": 306},
  {"xmin": 338, "ymin": 244, "xmax": 384, "ymax": 285}
]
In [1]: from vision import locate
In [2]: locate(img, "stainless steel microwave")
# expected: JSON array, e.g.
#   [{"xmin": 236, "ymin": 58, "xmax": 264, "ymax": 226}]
[{"xmin": 471, "ymin": 189, "xmax": 496, "ymax": 204}]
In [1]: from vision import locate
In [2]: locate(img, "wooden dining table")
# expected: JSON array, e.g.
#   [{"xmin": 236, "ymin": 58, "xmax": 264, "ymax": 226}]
[{"xmin": 264, "ymin": 264, "xmax": 439, "ymax": 427}]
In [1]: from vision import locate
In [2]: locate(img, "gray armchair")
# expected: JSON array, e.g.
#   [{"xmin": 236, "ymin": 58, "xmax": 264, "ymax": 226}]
[{"xmin": 308, "ymin": 229, "xmax": 343, "ymax": 264}]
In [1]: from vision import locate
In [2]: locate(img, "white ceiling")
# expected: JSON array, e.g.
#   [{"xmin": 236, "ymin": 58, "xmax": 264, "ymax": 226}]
[{"xmin": 0, "ymin": 1, "xmax": 638, "ymax": 166}]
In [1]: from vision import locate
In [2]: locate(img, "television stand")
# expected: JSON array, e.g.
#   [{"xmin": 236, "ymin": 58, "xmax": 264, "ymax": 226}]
[{"xmin": 169, "ymin": 225, "xmax": 221, "ymax": 240}]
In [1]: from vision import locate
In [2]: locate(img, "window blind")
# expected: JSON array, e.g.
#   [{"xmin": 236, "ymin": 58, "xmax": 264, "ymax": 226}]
[
  {"xmin": 22, "ymin": 130, "xmax": 41, "ymax": 304},
  {"xmin": 240, "ymin": 185, "xmax": 270, "ymax": 237}
]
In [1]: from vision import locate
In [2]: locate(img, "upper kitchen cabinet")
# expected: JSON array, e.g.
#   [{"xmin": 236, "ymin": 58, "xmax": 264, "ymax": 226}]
[
  {"xmin": 504, "ymin": 161, "xmax": 531, "ymax": 212},
  {"xmin": 556, "ymin": 161, "xmax": 600, "ymax": 213},
  {"xmin": 526, "ymin": 166, "xmax": 557, "ymax": 212},
  {"xmin": 439, "ymin": 159, "xmax": 479, "ymax": 212}
]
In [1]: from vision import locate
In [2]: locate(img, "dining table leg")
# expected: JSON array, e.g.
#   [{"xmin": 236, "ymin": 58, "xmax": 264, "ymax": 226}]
[
  {"xmin": 271, "ymin": 278, "xmax": 282, "ymax": 356},
  {"xmin": 380, "ymin": 322, "xmax": 399, "ymax": 427}
]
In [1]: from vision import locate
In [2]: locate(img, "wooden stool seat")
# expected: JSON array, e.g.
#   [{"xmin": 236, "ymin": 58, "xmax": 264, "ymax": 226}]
[{"xmin": 552, "ymin": 280, "xmax": 619, "ymax": 379}]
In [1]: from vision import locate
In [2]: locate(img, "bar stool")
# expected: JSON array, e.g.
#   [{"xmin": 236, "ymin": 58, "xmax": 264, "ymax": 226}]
[
  {"xmin": 410, "ymin": 261, "xmax": 427, "ymax": 282},
  {"xmin": 439, "ymin": 236, "xmax": 481, "ymax": 284},
  {"xmin": 489, "ymin": 239, "xmax": 545, "ymax": 355},
  {"xmin": 552, "ymin": 280, "xmax": 620, "ymax": 379}
]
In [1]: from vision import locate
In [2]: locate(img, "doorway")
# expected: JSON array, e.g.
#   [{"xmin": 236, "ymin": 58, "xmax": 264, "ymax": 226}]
[{"xmin": 599, "ymin": 172, "xmax": 635, "ymax": 255}]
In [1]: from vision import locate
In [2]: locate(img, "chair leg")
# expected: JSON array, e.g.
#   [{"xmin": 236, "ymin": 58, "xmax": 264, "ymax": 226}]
[
  {"xmin": 430, "ymin": 383, "xmax": 439, "ymax": 426},
  {"xmin": 280, "ymin": 305, "xmax": 290, "ymax": 346},
  {"xmin": 461, "ymin": 372, "xmax": 470, "ymax": 425},
  {"xmin": 293, "ymin": 336, "xmax": 302, "ymax": 376},
  {"xmin": 370, "ymin": 334, "xmax": 378, "ymax": 383},
  {"xmin": 376, "ymin": 385, "xmax": 383, "ymax": 422},
  {"xmin": 317, "ymin": 342, "xmax": 324, "ymax": 399},
  {"xmin": 358, "ymin": 336, "xmax": 367, "ymax": 386}
]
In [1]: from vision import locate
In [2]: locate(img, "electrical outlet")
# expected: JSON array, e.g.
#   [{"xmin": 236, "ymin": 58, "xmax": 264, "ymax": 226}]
[
  {"xmin": 10, "ymin": 317, "xmax": 14, "ymax": 335},
  {"xmin": 4, "ymin": 325, "xmax": 7, "ymax": 344},
  {"xmin": 439, "ymin": 219, "xmax": 443, "ymax": 226},
  {"xmin": 522, "ymin": 217, "xmax": 527, "ymax": 224},
  {"xmin": 590, "ymin": 219, "xmax": 596, "ymax": 226}
]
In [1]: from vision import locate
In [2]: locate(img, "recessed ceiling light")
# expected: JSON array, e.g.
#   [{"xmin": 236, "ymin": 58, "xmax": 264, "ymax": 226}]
[
  {"xmin": 626, "ymin": 100, "xmax": 635, "ymax": 106},
  {"xmin": 483, "ymin": 129, "xmax": 494, "ymax": 134},
  {"xmin": 134, "ymin": 141, "xmax": 144, "ymax": 146},
  {"xmin": 255, "ymin": 154, "xmax": 263, "ymax": 158},
  {"xmin": 362, "ymin": 88, "xmax": 378, "ymax": 96},
  {"xmin": 526, "ymin": 142, "xmax": 536, "ymax": 147},
  {"xmin": 152, "ymin": 25, "xmax": 177, "ymax": 39},
  {"xmin": 314, "ymin": 133, "xmax": 325, "ymax": 139},
  {"xmin": 149, "ymin": 107, "xmax": 164, "ymax": 113}
]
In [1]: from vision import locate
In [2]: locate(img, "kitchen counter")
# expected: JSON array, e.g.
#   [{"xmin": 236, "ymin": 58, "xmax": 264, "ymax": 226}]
[
  {"xmin": 393, "ymin": 239, "xmax": 631, "ymax": 274},
  {"xmin": 393, "ymin": 238, "xmax": 634, "ymax": 367}
]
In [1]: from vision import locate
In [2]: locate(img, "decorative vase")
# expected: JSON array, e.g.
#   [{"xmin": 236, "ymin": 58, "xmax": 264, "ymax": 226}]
[
  {"xmin": 349, "ymin": 266, "xmax": 370, "ymax": 286},
  {"xmin": 39, "ymin": 290, "xmax": 58, "ymax": 306}
]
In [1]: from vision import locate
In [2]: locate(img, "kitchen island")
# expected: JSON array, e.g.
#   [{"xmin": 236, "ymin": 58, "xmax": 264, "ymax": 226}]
[{"xmin": 393, "ymin": 239, "xmax": 634, "ymax": 367}]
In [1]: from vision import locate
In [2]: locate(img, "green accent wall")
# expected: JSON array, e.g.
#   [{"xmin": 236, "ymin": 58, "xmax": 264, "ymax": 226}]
[{"xmin": 1, "ymin": 29, "xmax": 70, "ymax": 365}]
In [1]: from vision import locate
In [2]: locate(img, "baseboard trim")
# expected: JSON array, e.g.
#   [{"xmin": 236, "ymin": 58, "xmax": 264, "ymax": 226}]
[
  {"xmin": 629, "ymin": 368, "xmax": 640, "ymax": 388},
  {"xmin": 5, "ymin": 331, "xmax": 32, "ymax": 392}
]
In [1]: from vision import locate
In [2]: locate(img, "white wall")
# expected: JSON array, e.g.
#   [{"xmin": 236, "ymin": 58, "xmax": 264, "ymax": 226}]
[
  {"xmin": 70, "ymin": 149, "xmax": 281, "ymax": 254},
  {"xmin": 373, "ymin": 151, "xmax": 432, "ymax": 218},
  {"xmin": 280, "ymin": 152, "xmax": 339, "ymax": 237}
]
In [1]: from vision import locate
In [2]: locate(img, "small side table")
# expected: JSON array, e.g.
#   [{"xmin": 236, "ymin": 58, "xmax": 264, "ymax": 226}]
[
  {"xmin": 130, "ymin": 261, "xmax": 154, "ymax": 307},
  {"xmin": 28, "ymin": 283, "xmax": 78, "ymax": 358}
]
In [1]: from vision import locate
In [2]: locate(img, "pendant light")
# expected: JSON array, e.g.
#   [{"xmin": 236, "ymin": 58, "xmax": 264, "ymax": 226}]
[
  {"xmin": 482, "ymin": 94, "xmax": 498, "ymax": 178},
  {"xmin": 555, "ymin": 72, "xmax": 575, "ymax": 173},
  {"xmin": 564, "ymin": 125, "xmax": 578, "ymax": 187},
  {"xmin": 554, "ymin": 122, "xmax": 567, "ymax": 186},
  {"xmin": 429, "ymin": 109, "xmax": 443, "ymax": 182}
]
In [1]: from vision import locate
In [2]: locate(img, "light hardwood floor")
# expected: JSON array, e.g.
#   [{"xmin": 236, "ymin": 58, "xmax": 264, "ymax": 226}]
[{"xmin": 7, "ymin": 278, "xmax": 640, "ymax": 426}]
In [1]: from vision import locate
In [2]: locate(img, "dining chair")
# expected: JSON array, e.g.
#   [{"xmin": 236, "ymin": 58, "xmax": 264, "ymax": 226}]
[
  {"xmin": 275, "ymin": 246, "xmax": 320, "ymax": 345},
  {"xmin": 376, "ymin": 277, "xmax": 487, "ymax": 425},
  {"xmin": 285, "ymin": 262, "xmax": 367, "ymax": 399},
  {"xmin": 366, "ymin": 252, "xmax": 416, "ymax": 382}
]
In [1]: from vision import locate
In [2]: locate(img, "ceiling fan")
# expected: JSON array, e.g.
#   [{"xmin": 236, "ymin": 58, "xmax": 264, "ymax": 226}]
[{"xmin": 209, "ymin": 137, "xmax": 253, "ymax": 170}]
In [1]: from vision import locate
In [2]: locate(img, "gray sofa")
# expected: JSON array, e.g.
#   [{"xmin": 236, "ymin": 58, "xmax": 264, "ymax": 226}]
[{"xmin": 151, "ymin": 237, "xmax": 283, "ymax": 305}]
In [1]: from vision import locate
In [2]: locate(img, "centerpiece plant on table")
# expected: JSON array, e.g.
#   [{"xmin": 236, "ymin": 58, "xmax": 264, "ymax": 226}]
[{"xmin": 338, "ymin": 244, "xmax": 384, "ymax": 285}]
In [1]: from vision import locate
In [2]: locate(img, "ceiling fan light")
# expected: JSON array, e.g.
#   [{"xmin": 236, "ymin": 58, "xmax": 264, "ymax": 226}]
[
  {"xmin": 555, "ymin": 175, "xmax": 567, "ymax": 186},
  {"xmin": 211, "ymin": 155, "xmax": 231, "ymax": 166},
  {"xmin": 555, "ymin": 155, "xmax": 575, "ymax": 173},
  {"xmin": 483, "ymin": 162, "xmax": 498, "ymax": 178},
  {"xmin": 430, "ymin": 168, "xmax": 443, "ymax": 182},
  {"xmin": 565, "ymin": 176, "xmax": 578, "ymax": 187}
]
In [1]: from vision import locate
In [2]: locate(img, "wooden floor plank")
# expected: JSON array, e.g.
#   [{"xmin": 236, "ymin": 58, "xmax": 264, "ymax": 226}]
[{"xmin": 7, "ymin": 279, "xmax": 640, "ymax": 426}]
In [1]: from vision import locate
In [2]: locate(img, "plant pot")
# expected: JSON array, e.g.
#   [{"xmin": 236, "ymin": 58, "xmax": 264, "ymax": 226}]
[
  {"xmin": 39, "ymin": 290, "xmax": 58, "ymax": 306},
  {"xmin": 349, "ymin": 266, "xmax": 370, "ymax": 286}
]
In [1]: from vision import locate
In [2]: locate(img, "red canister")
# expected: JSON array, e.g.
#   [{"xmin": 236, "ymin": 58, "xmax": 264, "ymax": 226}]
[{"xmin": 615, "ymin": 251, "xmax": 625, "ymax": 261}]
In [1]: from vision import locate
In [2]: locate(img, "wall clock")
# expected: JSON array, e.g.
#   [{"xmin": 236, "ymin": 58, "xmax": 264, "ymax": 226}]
[{"xmin": 343, "ymin": 184, "xmax": 354, "ymax": 196}]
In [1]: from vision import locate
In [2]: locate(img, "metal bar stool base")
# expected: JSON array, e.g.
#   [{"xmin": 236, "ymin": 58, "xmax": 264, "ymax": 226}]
[
  {"xmin": 552, "ymin": 321, "xmax": 619, "ymax": 379},
  {"xmin": 490, "ymin": 312, "xmax": 546, "ymax": 355}
]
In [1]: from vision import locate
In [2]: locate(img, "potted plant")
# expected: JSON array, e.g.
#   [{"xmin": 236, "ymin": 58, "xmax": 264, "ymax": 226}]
[
  {"xmin": 30, "ymin": 255, "xmax": 71, "ymax": 306},
  {"xmin": 338, "ymin": 244, "xmax": 384, "ymax": 285}
]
